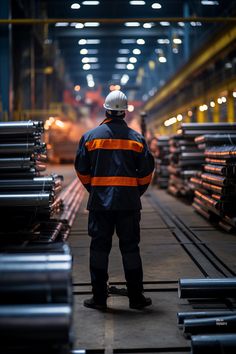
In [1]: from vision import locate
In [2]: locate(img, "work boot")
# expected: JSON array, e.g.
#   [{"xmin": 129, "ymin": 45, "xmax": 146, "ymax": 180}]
[
  {"xmin": 83, "ymin": 297, "xmax": 107, "ymax": 311},
  {"xmin": 129, "ymin": 294, "xmax": 152, "ymax": 310}
]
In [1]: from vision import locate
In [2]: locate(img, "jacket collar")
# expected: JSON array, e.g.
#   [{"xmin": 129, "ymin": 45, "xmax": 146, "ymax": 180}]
[{"xmin": 100, "ymin": 117, "xmax": 127, "ymax": 126}]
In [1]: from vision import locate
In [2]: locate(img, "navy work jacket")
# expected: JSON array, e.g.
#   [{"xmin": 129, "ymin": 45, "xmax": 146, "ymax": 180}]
[{"xmin": 74, "ymin": 117, "xmax": 154, "ymax": 210}]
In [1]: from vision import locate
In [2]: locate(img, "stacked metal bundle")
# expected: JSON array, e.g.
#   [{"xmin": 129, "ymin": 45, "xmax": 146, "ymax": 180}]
[
  {"xmin": 190, "ymin": 129, "xmax": 236, "ymax": 231},
  {"xmin": 0, "ymin": 242, "xmax": 73, "ymax": 353},
  {"xmin": 0, "ymin": 121, "xmax": 63, "ymax": 229},
  {"xmin": 156, "ymin": 136, "xmax": 170, "ymax": 188},
  {"xmin": 168, "ymin": 133, "xmax": 204, "ymax": 199},
  {"xmin": 177, "ymin": 278, "xmax": 236, "ymax": 353}
]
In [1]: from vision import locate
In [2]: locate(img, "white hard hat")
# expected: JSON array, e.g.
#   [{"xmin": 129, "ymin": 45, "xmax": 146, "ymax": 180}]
[{"xmin": 103, "ymin": 90, "xmax": 128, "ymax": 111}]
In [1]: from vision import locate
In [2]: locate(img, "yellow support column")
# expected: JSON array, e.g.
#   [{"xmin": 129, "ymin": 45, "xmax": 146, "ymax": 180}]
[
  {"xmin": 213, "ymin": 99, "xmax": 220, "ymax": 123},
  {"xmin": 197, "ymin": 109, "xmax": 205, "ymax": 123},
  {"xmin": 227, "ymin": 91, "xmax": 235, "ymax": 123}
]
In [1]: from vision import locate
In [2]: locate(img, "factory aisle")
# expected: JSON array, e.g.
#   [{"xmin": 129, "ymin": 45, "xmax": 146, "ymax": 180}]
[{"xmin": 69, "ymin": 186, "xmax": 236, "ymax": 352}]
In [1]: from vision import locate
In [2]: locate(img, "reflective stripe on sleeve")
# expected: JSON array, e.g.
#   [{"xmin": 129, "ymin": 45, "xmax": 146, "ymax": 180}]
[
  {"xmin": 76, "ymin": 172, "xmax": 91, "ymax": 184},
  {"xmin": 137, "ymin": 173, "xmax": 153, "ymax": 185}
]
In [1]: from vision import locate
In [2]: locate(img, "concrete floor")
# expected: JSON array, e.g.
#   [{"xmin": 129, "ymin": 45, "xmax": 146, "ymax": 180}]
[{"xmin": 55, "ymin": 164, "xmax": 236, "ymax": 353}]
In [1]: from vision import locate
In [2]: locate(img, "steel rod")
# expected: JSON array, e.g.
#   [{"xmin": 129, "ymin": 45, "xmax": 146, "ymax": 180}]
[{"xmin": 191, "ymin": 334, "xmax": 236, "ymax": 354}]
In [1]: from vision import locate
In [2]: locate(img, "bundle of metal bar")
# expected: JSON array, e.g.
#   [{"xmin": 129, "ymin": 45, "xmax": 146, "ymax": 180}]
[
  {"xmin": 0, "ymin": 121, "xmax": 44, "ymax": 136},
  {"xmin": 178, "ymin": 278, "xmax": 236, "ymax": 299},
  {"xmin": 196, "ymin": 134, "xmax": 236, "ymax": 145},
  {"xmin": 156, "ymin": 136, "xmax": 170, "ymax": 188},
  {"xmin": 191, "ymin": 334, "xmax": 236, "ymax": 354},
  {"xmin": 183, "ymin": 315, "xmax": 236, "ymax": 336},
  {"xmin": 0, "ymin": 304, "xmax": 72, "ymax": 344},
  {"xmin": 177, "ymin": 311, "xmax": 235, "ymax": 325},
  {"xmin": 0, "ymin": 142, "xmax": 46, "ymax": 155}
]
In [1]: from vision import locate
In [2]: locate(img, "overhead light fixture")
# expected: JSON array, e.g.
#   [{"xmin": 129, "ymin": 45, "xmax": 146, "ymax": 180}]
[
  {"xmin": 78, "ymin": 39, "xmax": 87, "ymax": 45},
  {"xmin": 173, "ymin": 38, "xmax": 182, "ymax": 44},
  {"xmin": 177, "ymin": 114, "xmax": 183, "ymax": 121},
  {"xmin": 121, "ymin": 39, "xmax": 136, "ymax": 44},
  {"xmin": 82, "ymin": 1, "xmax": 100, "ymax": 4},
  {"xmin": 121, "ymin": 74, "xmax": 129, "ymax": 85},
  {"xmin": 152, "ymin": 3, "xmax": 162, "ymax": 9},
  {"xmin": 233, "ymin": 92, "xmax": 236, "ymax": 98},
  {"xmin": 164, "ymin": 117, "xmax": 177, "ymax": 126},
  {"xmin": 125, "ymin": 22, "xmax": 140, "ymax": 27},
  {"xmin": 130, "ymin": 0, "xmax": 145, "ymax": 4},
  {"xmin": 117, "ymin": 57, "xmax": 128, "ymax": 63},
  {"xmin": 201, "ymin": 1, "xmax": 219, "ymax": 5},
  {"xmin": 173, "ymin": 47, "xmax": 178, "ymax": 54},
  {"xmin": 129, "ymin": 57, "xmax": 137, "ymax": 63},
  {"xmin": 143, "ymin": 22, "xmax": 155, "ymax": 28},
  {"xmin": 210, "ymin": 101, "xmax": 215, "ymax": 107},
  {"xmin": 84, "ymin": 22, "xmax": 100, "ymax": 27},
  {"xmin": 160, "ymin": 21, "xmax": 170, "ymax": 26},
  {"xmin": 115, "ymin": 64, "xmax": 127, "ymax": 69},
  {"xmin": 71, "ymin": 3, "xmax": 81, "ymax": 9},
  {"xmin": 159, "ymin": 56, "xmax": 167, "ymax": 63},
  {"xmin": 74, "ymin": 85, "xmax": 81, "ymax": 91},
  {"xmin": 178, "ymin": 22, "xmax": 185, "ymax": 27},
  {"xmin": 83, "ymin": 64, "xmax": 91, "ymax": 70},
  {"xmin": 190, "ymin": 21, "xmax": 202, "ymax": 26},
  {"xmin": 55, "ymin": 22, "xmax": 69, "ymax": 27},
  {"xmin": 80, "ymin": 48, "xmax": 88, "ymax": 55},
  {"xmin": 137, "ymin": 39, "xmax": 145, "ymax": 45},
  {"xmin": 119, "ymin": 49, "xmax": 130, "ymax": 54},
  {"xmin": 133, "ymin": 48, "xmax": 141, "ymax": 55},
  {"xmin": 82, "ymin": 57, "xmax": 98, "ymax": 63},
  {"xmin": 128, "ymin": 105, "xmax": 135, "ymax": 112},
  {"xmin": 127, "ymin": 63, "xmax": 134, "ymax": 70},
  {"xmin": 78, "ymin": 39, "xmax": 101, "ymax": 45},
  {"xmin": 217, "ymin": 98, "xmax": 222, "ymax": 104},
  {"xmin": 157, "ymin": 39, "xmax": 170, "ymax": 44},
  {"xmin": 75, "ymin": 23, "xmax": 84, "ymax": 28},
  {"xmin": 221, "ymin": 96, "xmax": 227, "ymax": 103}
]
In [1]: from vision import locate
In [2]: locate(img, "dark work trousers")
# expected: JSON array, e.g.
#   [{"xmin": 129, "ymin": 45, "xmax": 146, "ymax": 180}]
[{"xmin": 88, "ymin": 210, "xmax": 143, "ymax": 303}]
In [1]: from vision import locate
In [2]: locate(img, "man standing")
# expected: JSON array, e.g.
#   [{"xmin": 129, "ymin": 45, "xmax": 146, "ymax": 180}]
[{"xmin": 74, "ymin": 90, "xmax": 154, "ymax": 310}]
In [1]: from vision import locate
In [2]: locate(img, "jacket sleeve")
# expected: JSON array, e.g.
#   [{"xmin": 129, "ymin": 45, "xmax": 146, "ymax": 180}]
[
  {"xmin": 74, "ymin": 136, "xmax": 91, "ymax": 192},
  {"xmin": 136, "ymin": 139, "xmax": 155, "ymax": 196}
]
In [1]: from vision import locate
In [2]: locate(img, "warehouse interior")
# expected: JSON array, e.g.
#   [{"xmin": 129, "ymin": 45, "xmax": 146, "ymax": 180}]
[{"xmin": 1, "ymin": 0, "xmax": 236, "ymax": 353}]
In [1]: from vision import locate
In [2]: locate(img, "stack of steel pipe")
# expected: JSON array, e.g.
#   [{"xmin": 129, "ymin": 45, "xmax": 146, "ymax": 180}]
[
  {"xmin": 177, "ymin": 278, "xmax": 236, "ymax": 351},
  {"xmin": 190, "ymin": 130, "xmax": 236, "ymax": 231},
  {"xmin": 0, "ymin": 121, "xmax": 64, "ymax": 230},
  {"xmin": 0, "ymin": 242, "xmax": 73, "ymax": 353},
  {"xmin": 167, "ymin": 132, "xmax": 204, "ymax": 199},
  {"xmin": 155, "ymin": 136, "xmax": 170, "ymax": 188}
]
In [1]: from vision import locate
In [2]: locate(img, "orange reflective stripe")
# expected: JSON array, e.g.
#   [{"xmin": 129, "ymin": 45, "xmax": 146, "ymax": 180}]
[
  {"xmin": 91, "ymin": 176, "xmax": 138, "ymax": 186},
  {"xmin": 100, "ymin": 118, "xmax": 113, "ymax": 125},
  {"xmin": 138, "ymin": 173, "xmax": 153, "ymax": 185},
  {"xmin": 85, "ymin": 139, "xmax": 143, "ymax": 152},
  {"xmin": 76, "ymin": 172, "xmax": 91, "ymax": 184}
]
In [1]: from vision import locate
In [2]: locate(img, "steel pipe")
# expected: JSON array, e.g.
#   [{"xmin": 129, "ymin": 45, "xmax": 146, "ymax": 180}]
[
  {"xmin": 179, "ymin": 278, "xmax": 236, "ymax": 299},
  {"xmin": 183, "ymin": 315, "xmax": 236, "ymax": 336},
  {"xmin": 0, "ymin": 121, "xmax": 43, "ymax": 135},
  {"xmin": 177, "ymin": 311, "xmax": 235, "ymax": 325},
  {"xmin": 0, "ymin": 193, "xmax": 51, "ymax": 207},
  {"xmin": 191, "ymin": 334, "xmax": 236, "ymax": 354}
]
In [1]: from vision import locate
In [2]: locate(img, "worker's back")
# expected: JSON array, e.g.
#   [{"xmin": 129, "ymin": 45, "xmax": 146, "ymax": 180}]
[{"xmin": 75, "ymin": 117, "xmax": 154, "ymax": 210}]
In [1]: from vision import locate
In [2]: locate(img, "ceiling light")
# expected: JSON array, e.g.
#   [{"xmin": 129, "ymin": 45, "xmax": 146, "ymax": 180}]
[
  {"xmin": 88, "ymin": 81, "xmax": 95, "ymax": 87},
  {"xmin": 143, "ymin": 22, "xmax": 154, "ymax": 28},
  {"xmin": 86, "ymin": 39, "xmax": 100, "ymax": 44},
  {"xmin": 128, "ymin": 105, "xmax": 134, "ymax": 112},
  {"xmin": 78, "ymin": 39, "xmax": 87, "ymax": 45},
  {"xmin": 129, "ymin": 57, "xmax": 137, "ymax": 63},
  {"xmin": 152, "ymin": 3, "xmax": 162, "ymax": 9},
  {"xmin": 233, "ymin": 92, "xmax": 236, "ymax": 98},
  {"xmin": 74, "ymin": 85, "xmax": 81, "ymax": 91},
  {"xmin": 82, "ymin": 57, "xmax": 98, "ymax": 63},
  {"xmin": 190, "ymin": 22, "xmax": 202, "ymax": 26},
  {"xmin": 173, "ymin": 47, "xmax": 178, "ymax": 54},
  {"xmin": 82, "ymin": 1, "xmax": 100, "ymax": 4},
  {"xmin": 70, "ymin": 22, "xmax": 78, "ymax": 26},
  {"xmin": 117, "ymin": 57, "xmax": 128, "ymax": 63},
  {"xmin": 210, "ymin": 101, "xmax": 215, "ymax": 107},
  {"xmin": 115, "ymin": 64, "xmax": 127, "ymax": 69},
  {"xmin": 127, "ymin": 63, "xmax": 134, "ymax": 70},
  {"xmin": 137, "ymin": 39, "xmax": 145, "ymax": 45},
  {"xmin": 121, "ymin": 39, "xmax": 136, "ymax": 44},
  {"xmin": 225, "ymin": 62, "xmax": 233, "ymax": 69},
  {"xmin": 217, "ymin": 98, "xmax": 222, "ymax": 104},
  {"xmin": 133, "ymin": 48, "xmax": 141, "ymax": 55},
  {"xmin": 71, "ymin": 3, "xmax": 81, "ymax": 9},
  {"xmin": 130, "ymin": 0, "xmax": 145, "ymax": 4},
  {"xmin": 159, "ymin": 56, "xmax": 167, "ymax": 63},
  {"xmin": 121, "ymin": 74, "xmax": 129, "ymax": 85},
  {"xmin": 55, "ymin": 22, "xmax": 69, "ymax": 27},
  {"xmin": 178, "ymin": 22, "xmax": 185, "ymax": 27},
  {"xmin": 80, "ymin": 49, "xmax": 88, "ymax": 55},
  {"xmin": 125, "ymin": 22, "xmax": 140, "ymax": 27},
  {"xmin": 119, "ymin": 49, "xmax": 130, "ymax": 54},
  {"xmin": 160, "ymin": 22, "xmax": 170, "ymax": 26},
  {"xmin": 173, "ymin": 38, "xmax": 182, "ymax": 44},
  {"xmin": 201, "ymin": 1, "xmax": 219, "ymax": 5},
  {"xmin": 83, "ymin": 64, "xmax": 91, "ymax": 70},
  {"xmin": 221, "ymin": 96, "xmax": 227, "ymax": 103},
  {"xmin": 75, "ymin": 23, "xmax": 84, "ymax": 28},
  {"xmin": 84, "ymin": 22, "xmax": 100, "ymax": 27},
  {"xmin": 177, "ymin": 114, "xmax": 183, "ymax": 121},
  {"xmin": 157, "ymin": 39, "xmax": 170, "ymax": 44},
  {"xmin": 90, "ymin": 64, "xmax": 100, "ymax": 69}
]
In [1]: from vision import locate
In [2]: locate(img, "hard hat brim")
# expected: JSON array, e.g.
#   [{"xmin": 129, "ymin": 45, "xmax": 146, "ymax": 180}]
[{"xmin": 103, "ymin": 103, "xmax": 128, "ymax": 111}]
